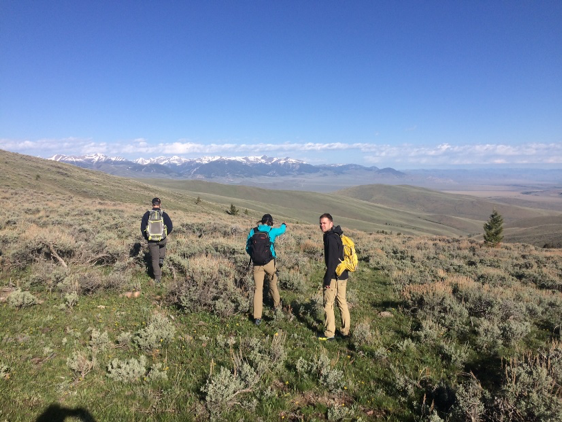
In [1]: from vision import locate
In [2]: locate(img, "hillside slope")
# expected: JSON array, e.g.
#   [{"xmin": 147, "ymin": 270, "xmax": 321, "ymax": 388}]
[
  {"xmin": 0, "ymin": 149, "xmax": 206, "ymax": 214},
  {"xmin": 335, "ymin": 184, "xmax": 556, "ymax": 223},
  {"xmin": 2, "ymin": 149, "xmax": 560, "ymax": 246},
  {"xmin": 335, "ymin": 184, "xmax": 562, "ymax": 246},
  {"xmin": 145, "ymin": 179, "xmax": 561, "ymax": 243}
]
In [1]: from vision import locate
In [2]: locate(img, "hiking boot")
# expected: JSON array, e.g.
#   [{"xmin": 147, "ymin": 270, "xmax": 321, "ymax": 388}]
[
  {"xmin": 318, "ymin": 336, "xmax": 335, "ymax": 341},
  {"xmin": 254, "ymin": 318, "xmax": 262, "ymax": 326},
  {"xmin": 155, "ymin": 277, "xmax": 161, "ymax": 284}
]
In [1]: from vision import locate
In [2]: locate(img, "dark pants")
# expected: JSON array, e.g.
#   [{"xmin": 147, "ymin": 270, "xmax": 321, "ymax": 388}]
[{"xmin": 148, "ymin": 238, "xmax": 167, "ymax": 280}]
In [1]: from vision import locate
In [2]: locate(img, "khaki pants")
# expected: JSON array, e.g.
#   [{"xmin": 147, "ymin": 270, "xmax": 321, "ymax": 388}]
[
  {"xmin": 253, "ymin": 260, "xmax": 281, "ymax": 319},
  {"xmin": 148, "ymin": 238, "xmax": 167, "ymax": 280},
  {"xmin": 323, "ymin": 278, "xmax": 350, "ymax": 337}
]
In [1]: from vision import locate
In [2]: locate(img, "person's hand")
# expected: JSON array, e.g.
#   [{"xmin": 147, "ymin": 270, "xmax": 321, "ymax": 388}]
[{"xmin": 282, "ymin": 222, "xmax": 287, "ymax": 226}]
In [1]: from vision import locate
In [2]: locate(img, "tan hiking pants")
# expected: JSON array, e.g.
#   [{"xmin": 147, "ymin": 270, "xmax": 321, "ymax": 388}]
[
  {"xmin": 253, "ymin": 260, "xmax": 281, "ymax": 319},
  {"xmin": 323, "ymin": 278, "xmax": 350, "ymax": 337}
]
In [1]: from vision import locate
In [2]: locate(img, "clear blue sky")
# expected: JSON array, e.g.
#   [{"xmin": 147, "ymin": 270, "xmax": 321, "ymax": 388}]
[{"xmin": 1, "ymin": 1, "xmax": 561, "ymax": 168}]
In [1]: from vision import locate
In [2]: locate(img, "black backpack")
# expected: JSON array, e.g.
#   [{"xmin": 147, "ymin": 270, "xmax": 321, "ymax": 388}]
[{"xmin": 250, "ymin": 227, "xmax": 273, "ymax": 265}]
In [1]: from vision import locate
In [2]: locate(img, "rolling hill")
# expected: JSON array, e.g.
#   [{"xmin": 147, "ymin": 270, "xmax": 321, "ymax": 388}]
[{"xmin": 2, "ymin": 148, "xmax": 560, "ymax": 246}]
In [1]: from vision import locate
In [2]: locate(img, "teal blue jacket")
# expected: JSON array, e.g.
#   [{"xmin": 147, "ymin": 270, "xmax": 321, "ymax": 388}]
[{"xmin": 246, "ymin": 223, "xmax": 286, "ymax": 258}]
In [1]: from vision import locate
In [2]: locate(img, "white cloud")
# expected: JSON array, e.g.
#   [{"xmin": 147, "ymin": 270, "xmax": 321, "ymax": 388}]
[
  {"xmin": 1, "ymin": 137, "xmax": 560, "ymax": 166},
  {"xmin": 362, "ymin": 142, "xmax": 562, "ymax": 166}
]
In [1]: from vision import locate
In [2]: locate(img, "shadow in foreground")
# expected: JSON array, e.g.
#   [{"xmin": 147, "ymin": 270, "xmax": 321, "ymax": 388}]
[{"xmin": 36, "ymin": 404, "xmax": 97, "ymax": 422}]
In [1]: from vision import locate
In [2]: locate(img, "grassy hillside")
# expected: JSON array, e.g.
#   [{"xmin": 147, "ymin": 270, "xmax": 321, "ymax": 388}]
[
  {"xmin": 0, "ymin": 149, "xmax": 204, "ymax": 214},
  {"xmin": 147, "ymin": 179, "xmax": 562, "ymax": 246},
  {"xmin": 336, "ymin": 184, "xmax": 556, "ymax": 223},
  {"xmin": 2, "ymin": 186, "xmax": 562, "ymax": 421},
  {"xmin": 1, "ymin": 149, "xmax": 562, "ymax": 420},
  {"xmin": 4, "ymin": 149, "xmax": 558, "ymax": 246},
  {"xmin": 336, "ymin": 184, "xmax": 562, "ymax": 247}
]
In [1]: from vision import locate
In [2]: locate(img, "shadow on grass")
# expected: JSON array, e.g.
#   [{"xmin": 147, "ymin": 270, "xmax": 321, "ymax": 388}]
[
  {"xmin": 129, "ymin": 242, "xmax": 142, "ymax": 258},
  {"xmin": 289, "ymin": 298, "xmax": 323, "ymax": 335},
  {"xmin": 465, "ymin": 352, "xmax": 503, "ymax": 392},
  {"xmin": 36, "ymin": 403, "xmax": 97, "ymax": 422}
]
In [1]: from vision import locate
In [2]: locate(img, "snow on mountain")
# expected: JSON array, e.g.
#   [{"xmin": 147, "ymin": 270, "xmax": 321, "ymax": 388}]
[
  {"xmin": 133, "ymin": 156, "xmax": 195, "ymax": 165},
  {"xmin": 49, "ymin": 153, "xmax": 128, "ymax": 163},
  {"xmin": 47, "ymin": 153, "xmax": 400, "ymax": 181},
  {"xmin": 131, "ymin": 155, "xmax": 307, "ymax": 166}
]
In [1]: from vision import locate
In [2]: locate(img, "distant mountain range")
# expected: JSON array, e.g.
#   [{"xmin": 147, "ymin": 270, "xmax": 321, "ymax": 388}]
[
  {"xmin": 48, "ymin": 153, "xmax": 562, "ymax": 196},
  {"xmin": 48, "ymin": 153, "xmax": 405, "ymax": 180}
]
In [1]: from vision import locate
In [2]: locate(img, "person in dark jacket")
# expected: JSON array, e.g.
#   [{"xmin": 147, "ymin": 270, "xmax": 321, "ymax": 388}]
[
  {"xmin": 141, "ymin": 198, "xmax": 173, "ymax": 283},
  {"xmin": 318, "ymin": 213, "xmax": 350, "ymax": 340},
  {"xmin": 246, "ymin": 214, "xmax": 287, "ymax": 325}
]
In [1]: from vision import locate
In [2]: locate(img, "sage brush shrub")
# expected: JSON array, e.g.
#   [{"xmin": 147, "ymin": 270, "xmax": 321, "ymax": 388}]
[
  {"xmin": 494, "ymin": 346, "xmax": 562, "ymax": 422},
  {"xmin": 201, "ymin": 364, "xmax": 260, "ymax": 417},
  {"xmin": 415, "ymin": 319, "xmax": 446, "ymax": 344},
  {"xmin": 475, "ymin": 317, "xmax": 504, "ymax": 352},
  {"xmin": 7, "ymin": 289, "xmax": 37, "ymax": 308},
  {"xmin": 438, "ymin": 341, "xmax": 469, "ymax": 370},
  {"xmin": 169, "ymin": 254, "xmax": 250, "ymax": 317},
  {"xmin": 352, "ymin": 321, "xmax": 374, "ymax": 349},
  {"xmin": 449, "ymin": 376, "xmax": 489, "ymax": 422},
  {"xmin": 64, "ymin": 292, "xmax": 79, "ymax": 308},
  {"xmin": 296, "ymin": 354, "xmax": 345, "ymax": 392},
  {"xmin": 280, "ymin": 251, "xmax": 311, "ymax": 272},
  {"xmin": 0, "ymin": 364, "xmax": 10, "ymax": 380},
  {"xmin": 147, "ymin": 363, "xmax": 168, "ymax": 382},
  {"xmin": 278, "ymin": 269, "xmax": 307, "ymax": 292},
  {"xmin": 327, "ymin": 404, "xmax": 353, "ymax": 421},
  {"xmin": 133, "ymin": 313, "xmax": 176, "ymax": 352},
  {"xmin": 107, "ymin": 355, "xmax": 147, "ymax": 383},
  {"xmin": 116, "ymin": 332, "xmax": 133, "ymax": 348},
  {"xmin": 88, "ymin": 329, "xmax": 110, "ymax": 353},
  {"xmin": 477, "ymin": 267, "xmax": 517, "ymax": 288},
  {"xmin": 389, "ymin": 364, "xmax": 416, "ymax": 401},
  {"xmin": 402, "ymin": 283, "xmax": 470, "ymax": 336},
  {"xmin": 500, "ymin": 319, "xmax": 531, "ymax": 347},
  {"xmin": 240, "ymin": 332, "xmax": 287, "ymax": 374},
  {"xmin": 66, "ymin": 351, "xmax": 97, "ymax": 379}
]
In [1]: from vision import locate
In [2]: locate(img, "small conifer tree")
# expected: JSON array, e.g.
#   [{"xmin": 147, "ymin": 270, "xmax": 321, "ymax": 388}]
[
  {"xmin": 227, "ymin": 204, "xmax": 239, "ymax": 216},
  {"xmin": 483, "ymin": 209, "xmax": 504, "ymax": 247}
]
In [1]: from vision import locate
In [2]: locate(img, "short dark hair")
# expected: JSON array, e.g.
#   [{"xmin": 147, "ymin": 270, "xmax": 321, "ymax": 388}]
[
  {"xmin": 319, "ymin": 213, "xmax": 333, "ymax": 222},
  {"xmin": 260, "ymin": 213, "xmax": 273, "ymax": 226},
  {"xmin": 152, "ymin": 197, "xmax": 161, "ymax": 205}
]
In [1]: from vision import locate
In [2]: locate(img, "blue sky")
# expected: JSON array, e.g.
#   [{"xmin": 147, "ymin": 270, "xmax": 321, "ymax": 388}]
[{"xmin": 1, "ymin": 1, "xmax": 561, "ymax": 169}]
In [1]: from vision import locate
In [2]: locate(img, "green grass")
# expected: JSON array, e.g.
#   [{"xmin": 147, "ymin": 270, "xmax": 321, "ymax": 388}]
[
  {"xmin": 0, "ymin": 265, "xmax": 420, "ymax": 421},
  {"xmin": 1, "ymin": 148, "xmax": 562, "ymax": 420}
]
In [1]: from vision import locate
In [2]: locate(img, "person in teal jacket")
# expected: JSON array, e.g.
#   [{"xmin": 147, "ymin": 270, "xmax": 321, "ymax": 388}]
[{"xmin": 246, "ymin": 214, "xmax": 287, "ymax": 325}]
